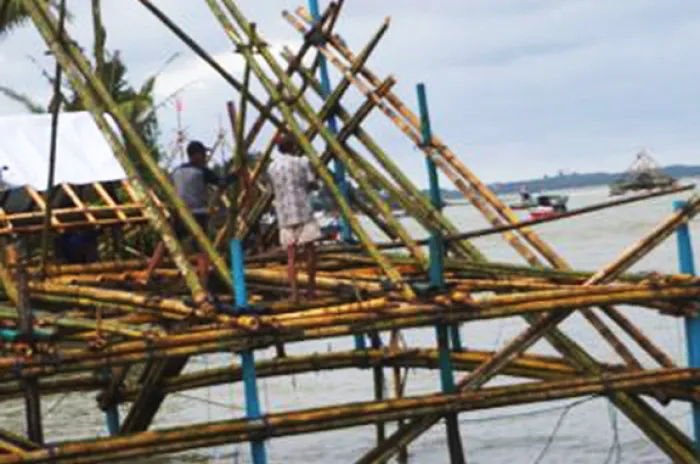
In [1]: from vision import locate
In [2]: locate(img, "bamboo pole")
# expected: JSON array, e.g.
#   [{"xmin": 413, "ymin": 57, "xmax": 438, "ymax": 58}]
[
  {"xmin": 39, "ymin": 0, "xmax": 67, "ymax": 276},
  {"xmin": 3, "ymin": 282, "xmax": 698, "ymax": 381},
  {"xmin": 16, "ymin": 240, "xmax": 43, "ymax": 445},
  {"xmin": 0, "ymin": 349, "xmax": 628, "ymax": 403},
  {"xmin": 4, "ymin": 368, "xmax": 699, "ymax": 464}
]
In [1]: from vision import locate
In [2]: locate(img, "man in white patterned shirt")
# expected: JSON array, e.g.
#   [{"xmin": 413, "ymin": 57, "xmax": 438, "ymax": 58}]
[{"xmin": 267, "ymin": 132, "xmax": 321, "ymax": 303}]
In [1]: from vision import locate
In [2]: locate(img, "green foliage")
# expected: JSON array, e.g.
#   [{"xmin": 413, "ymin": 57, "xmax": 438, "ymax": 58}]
[
  {"xmin": 0, "ymin": 0, "xmax": 35, "ymax": 37},
  {"xmin": 0, "ymin": 0, "xmax": 67, "ymax": 38}
]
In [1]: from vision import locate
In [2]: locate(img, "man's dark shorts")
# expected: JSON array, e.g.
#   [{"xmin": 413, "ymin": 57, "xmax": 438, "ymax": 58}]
[{"xmin": 173, "ymin": 213, "xmax": 209, "ymax": 252}]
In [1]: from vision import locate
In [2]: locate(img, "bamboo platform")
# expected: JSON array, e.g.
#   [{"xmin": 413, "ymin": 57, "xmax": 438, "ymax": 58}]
[{"xmin": 1, "ymin": 1, "xmax": 700, "ymax": 463}]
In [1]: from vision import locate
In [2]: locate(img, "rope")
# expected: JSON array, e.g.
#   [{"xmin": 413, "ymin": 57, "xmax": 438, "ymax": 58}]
[
  {"xmin": 43, "ymin": 392, "xmax": 69, "ymax": 420},
  {"xmin": 531, "ymin": 397, "xmax": 594, "ymax": 464},
  {"xmin": 603, "ymin": 400, "xmax": 623, "ymax": 464},
  {"xmin": 172, "ymin": 392, "xmax": 244, "ymax": 412},
  {"xmin": 459, "ymin": 396, "xmax": 595, "ymax": 425}
]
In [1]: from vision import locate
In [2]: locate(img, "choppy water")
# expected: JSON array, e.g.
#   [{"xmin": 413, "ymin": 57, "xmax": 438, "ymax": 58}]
[{"xmin": 3, "ymin": 180, "xmax": 700, "ymax": 463}]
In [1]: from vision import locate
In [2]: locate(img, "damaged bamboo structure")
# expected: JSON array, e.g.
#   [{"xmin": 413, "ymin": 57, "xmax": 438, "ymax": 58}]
[{"xmin": 0, "ymin": 1, "xmax": 699, "ymax": 463}]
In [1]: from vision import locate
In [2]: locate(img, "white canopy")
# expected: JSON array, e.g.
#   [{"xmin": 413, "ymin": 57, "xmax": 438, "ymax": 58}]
[{"xmin": 0, "ymin": 111, "xmax": 127, "ymax": 189}]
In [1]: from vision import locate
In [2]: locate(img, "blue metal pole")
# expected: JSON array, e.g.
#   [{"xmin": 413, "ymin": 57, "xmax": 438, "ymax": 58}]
[
  {"xmin": 308, "ymin": 0, "xmax": 352, "ymax": 243},
  {"xmin": 105, "ymin": 408, "xmax": 120, "ymax": 436},
  {"xmin": 673, "ymin": 200, "xmax": 700, "ymax": 451},
  {"xmin": 418, "ymin": 83, "xmax": 465, "ymax": 462},
  {"xmin": 435, "ymin": 325, "xmax": 456, "ymax": 393},
  {"xmin": 231, "ymin": 239, "xmax": 267, "ymax": 464},
  {"xmin": 309, "ymin": 0, "xmax": 364, "ymax": 351},
  {"xmin": 436, "ymin": 322, "xmax": 465, "ymax": 462},
  {"xmin": 418, "ymin": 83, "xmax": 465, "ymax": 353},
  {"xmin": 101, "ymin": 367, "xmax": 120, "ymax": 436},
  {"xmin": 417, "ymin": 83, "xmax": 445, "ymax": 289}
]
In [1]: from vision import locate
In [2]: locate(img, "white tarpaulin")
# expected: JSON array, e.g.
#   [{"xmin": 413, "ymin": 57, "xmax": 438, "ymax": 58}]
[{"xmin": 0, "ymin": 111, "xmax": 127, "ymax": 189}]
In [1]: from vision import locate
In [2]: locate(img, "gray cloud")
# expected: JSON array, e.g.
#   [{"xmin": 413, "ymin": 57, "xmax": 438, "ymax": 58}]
[{"xmin": 1, "ymin": 0, "xmax": 698, "ymax": 185}]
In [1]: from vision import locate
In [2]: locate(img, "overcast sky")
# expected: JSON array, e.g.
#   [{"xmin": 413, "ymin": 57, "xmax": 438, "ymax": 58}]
[{"xmin": 1, "ymin": 0, "xmax": 699, "ymax": 186}]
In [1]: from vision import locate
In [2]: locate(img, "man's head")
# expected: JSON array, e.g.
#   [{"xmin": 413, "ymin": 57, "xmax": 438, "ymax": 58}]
[
  {"xmin": 186, "ymin": 140, "xmax": 208, "ymax": 166},
  {"xmin": 275, "ymin": 132, "xmax": 300, "ymax": 156}
]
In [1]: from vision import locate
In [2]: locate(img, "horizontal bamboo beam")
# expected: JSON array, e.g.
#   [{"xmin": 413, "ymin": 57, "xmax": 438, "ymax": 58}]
[{"xmin": 4, "ymin": 368, "xmax": 698, "ymax": 464}]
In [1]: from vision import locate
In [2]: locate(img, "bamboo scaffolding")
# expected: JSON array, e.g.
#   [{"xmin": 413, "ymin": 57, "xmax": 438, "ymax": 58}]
[
  {"xmin": 294, "ymin": 5, "xmax": 691, "ymax": 389},
  {"xmin": 285, "ymin": 10, "xmax": 677, "ymax": 376},
  {"xmin": 359, "ymin": 199, "xmax": 700, "ymax": 464},
  {"xmin": 0, "ymin": 349, "xmax": 622, "ymax": 402},
  {"xmin": 0, "ymin": 2, "xmax": 697, "ymax": 463},
  {"xmin": 3, "ymin": 368, "xmax": 699, "ymax": 464},
  {"xmin": 2, "ymin": 281, "xmax": 697, "ymax": 381},
  {"xmin": 460, "ymin": 197, "xmax": 700, "ymax": 392},
  {"xmin": 284, "ymin": 11, "xmax": 696, "ymax": 458}
]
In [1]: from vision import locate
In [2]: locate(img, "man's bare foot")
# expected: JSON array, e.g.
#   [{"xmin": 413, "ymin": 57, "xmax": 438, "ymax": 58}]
[{"xmin": 133, "ymin": 271, "xmax": 153, "ymax": 286}]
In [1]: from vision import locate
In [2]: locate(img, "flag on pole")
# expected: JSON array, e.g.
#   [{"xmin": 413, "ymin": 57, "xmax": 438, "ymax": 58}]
[{"xmin": 175, "ymin": 96, "xmax": 183, "ymax": 113}]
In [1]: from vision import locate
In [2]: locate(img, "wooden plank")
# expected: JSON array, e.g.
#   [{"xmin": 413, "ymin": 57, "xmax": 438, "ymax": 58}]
[
  {"xmin": 93, "ymin": 183, "xmax": 128, "ymax": 221},
  {"xmin": 61, "ymin": 184, "xmax": 97, "ymax": 224}
]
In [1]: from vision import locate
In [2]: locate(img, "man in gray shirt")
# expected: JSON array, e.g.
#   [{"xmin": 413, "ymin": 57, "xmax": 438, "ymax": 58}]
[{"xmin": 142, "ymin": 140, "xmax": 238, "ymax": 286}]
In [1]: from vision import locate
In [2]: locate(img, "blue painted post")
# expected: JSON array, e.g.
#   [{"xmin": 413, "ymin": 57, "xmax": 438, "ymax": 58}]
[
  {"xmin": 435, "ymin": 325, "xmax": 456, "ymax": 393},
  {"xmin": 308, "ymin": 0, "xmax": 364, "ymax": 351},
  {"xmin": 105, "ymin": 406, "xmax": 120, "ymax": 435},
  {"xmin": 436, "ymin": 319, "xmax": 465, "ymax": 462},
  {"xmin": 673, "ymin": 200, "xmax": 700, "ymax": 451},
  {"xmin": 417, "ymin": 83, "xmax": 445, "ymax": 289},
  {"xmin": 231, "ymin": 239, "xmax": 267, "ymax": 464},
  {"xmin": 417, "ymin": 83, "xmax": 464, "ymax": 351},
  {"xmin": 418, "ymin": 83, "xmax": 465, "ymax": 462},
  {"xmin": 308, "ymin": 0, "xmax": 351, "ymax": 243},
  {"xmin": 102, "ymin": 367, "xmax": 120, "ymax": 436}
]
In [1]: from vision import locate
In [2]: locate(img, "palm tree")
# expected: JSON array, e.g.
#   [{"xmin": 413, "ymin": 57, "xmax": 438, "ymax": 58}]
[
  {"xmin": 0, "ymin": 0, "xmax": 32, "ymax": 37},
  {"xmin": 0, "ymin": 0, "xmax": 64, "ymax": 38}
]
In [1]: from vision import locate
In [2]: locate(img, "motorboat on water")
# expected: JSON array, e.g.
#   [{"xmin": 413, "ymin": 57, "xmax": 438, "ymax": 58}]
[{"xmin": 509, "ymin": 191, "xmax": 569, "ymax": 219}]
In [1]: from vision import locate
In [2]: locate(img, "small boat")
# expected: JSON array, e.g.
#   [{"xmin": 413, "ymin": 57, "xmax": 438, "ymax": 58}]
[
  {"xmin": 509, "ymin": 193, "xmax": 569, "ymax": 214},
  {"xmin": 530, "ymin": 206, "xmax": 561, "ymax": 219}
]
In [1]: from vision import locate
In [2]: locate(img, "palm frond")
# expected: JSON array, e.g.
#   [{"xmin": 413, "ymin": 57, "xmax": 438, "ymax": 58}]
[
  {"xmin": 0, "ymin": 0, "xmax": 72, "ymax": 38},
  {"xmin": 0, "ymin": 85, "xmax": 46, "ymax": 113},
  {"xmin": 0, "ymin": 0, "xmax": 30, "ymax": 37}
]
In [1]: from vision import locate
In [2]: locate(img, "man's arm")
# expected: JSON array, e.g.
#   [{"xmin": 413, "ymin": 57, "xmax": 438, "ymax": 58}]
[
  {"xmin": 303, "ymin": 159, "xmax": 319, "ymax": 191},
  {"xmin": 203, "ymin": 166, "xmax": 238, "ymax": 188}
]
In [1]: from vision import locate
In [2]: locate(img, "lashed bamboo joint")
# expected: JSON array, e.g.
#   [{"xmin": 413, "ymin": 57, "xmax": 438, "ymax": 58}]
[{"xmin": 0, "ymin": 1, "xmax": 698, "ymax": 463}]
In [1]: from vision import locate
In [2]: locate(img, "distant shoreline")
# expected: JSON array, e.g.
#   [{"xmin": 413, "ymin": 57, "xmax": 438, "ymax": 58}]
[{"xmin": 434, "ymin": 164, "xmax": 700, "ymax": 199}]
